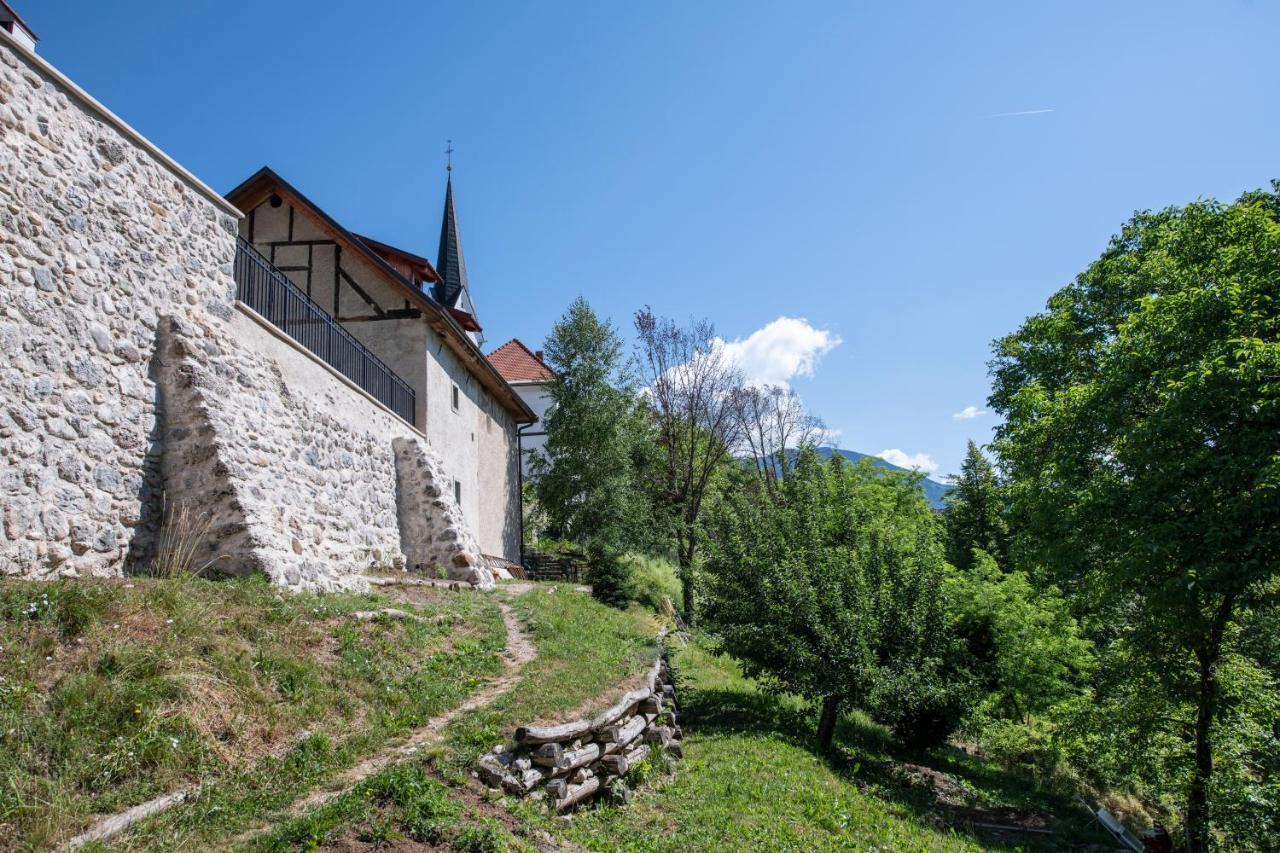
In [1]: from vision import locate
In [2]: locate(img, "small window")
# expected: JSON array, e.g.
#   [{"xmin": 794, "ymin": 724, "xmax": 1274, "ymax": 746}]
[
  {"xmin": 453, "ymin": 479, "xmax": 462, "ymax": 504},
  {"xmin": 451, "ymin": 384, "xmax": 460, "ymax": 412}
]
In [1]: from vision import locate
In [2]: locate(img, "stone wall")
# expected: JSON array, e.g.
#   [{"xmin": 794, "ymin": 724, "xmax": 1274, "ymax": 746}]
[
  {"xmin": 0, "ymin": 35, "xmax": 240, "ymax": 578},
  {"xmin": 0, "ymin": 34, "xmax": 493, "ymax": 590}
]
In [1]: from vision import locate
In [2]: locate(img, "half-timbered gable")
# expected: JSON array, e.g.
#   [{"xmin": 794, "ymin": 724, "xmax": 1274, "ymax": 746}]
[{"xmin": 227, "ymin": 168, "xmax": 529, "ymax": 562}]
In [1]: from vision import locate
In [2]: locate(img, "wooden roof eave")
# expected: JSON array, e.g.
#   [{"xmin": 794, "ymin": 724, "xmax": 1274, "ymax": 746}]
[{"xmin": 225, "ymin": 169, "xmax": 535, "ymax": 424}]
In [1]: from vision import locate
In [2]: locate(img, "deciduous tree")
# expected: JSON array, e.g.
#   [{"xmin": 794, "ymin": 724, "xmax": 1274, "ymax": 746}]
[
  {"xmin": 634, "ymin": 309, "xmax": 743, "ymax": 624},
  {"xmin": 703, "ymin": 449, "xmax": 959, "ymax": 749},
  {"xmin": 989, "ymin": 184, "xmax": 1280, "ymax": 850}
]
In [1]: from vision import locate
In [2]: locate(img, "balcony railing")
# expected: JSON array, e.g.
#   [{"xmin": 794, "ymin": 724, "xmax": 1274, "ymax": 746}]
[{"xmin": 233, "ymin": 237, "xmax": 416, "ymax": 425}]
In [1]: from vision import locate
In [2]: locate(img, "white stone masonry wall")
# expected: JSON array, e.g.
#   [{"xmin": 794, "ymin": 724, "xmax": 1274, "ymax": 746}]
[
  {"xmin": 0, "ymin": 36, "xmax": 491, "ymax": 591},
  {"xmin": 0, "ymin": 39, "xmax": 240, "ymax": 578}
]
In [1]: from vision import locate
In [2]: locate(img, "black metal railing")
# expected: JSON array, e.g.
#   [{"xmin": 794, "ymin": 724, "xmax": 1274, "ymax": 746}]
[{"xmin": 233, "ymin": 237, "xmax": 416, "ymax": 424}]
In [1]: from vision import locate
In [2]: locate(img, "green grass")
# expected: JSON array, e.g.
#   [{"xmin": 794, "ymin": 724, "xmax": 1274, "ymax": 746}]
[
  {"xmin": 553, "ymin": 638, "xmax": 1112, "ymax": 852},
  {"xmin": 432, "ymin": 586, "xmax": 660, "ymax": 783},
  {"xmin": 254, "ymin": 585, "xmax": 659, "ymax": 850},
  {"xmin": 0, "ymin": 575, "xmax": 505, "ymax": 850},
  {"xmin": 622, "ymin": 554, "xmax": 683, "ymax": 615}
]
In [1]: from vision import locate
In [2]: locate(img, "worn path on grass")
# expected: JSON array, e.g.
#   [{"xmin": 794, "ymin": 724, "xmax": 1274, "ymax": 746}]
[
  {"xmin": 61, "ymin": 580, "xmax": 536, "ymax": 852},
  {"xmin": 228, "ymin": 583, "xmax": 537, "ymax": 846}
]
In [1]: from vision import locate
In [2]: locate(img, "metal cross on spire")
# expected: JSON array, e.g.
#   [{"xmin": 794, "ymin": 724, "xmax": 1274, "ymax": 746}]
[{"xmin": 445, "ymin": 139, "xmax": 454, "ymax": 173}]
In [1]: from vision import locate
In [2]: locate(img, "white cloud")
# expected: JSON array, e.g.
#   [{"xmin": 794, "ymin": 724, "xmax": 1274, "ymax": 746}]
[
  {"xmin": 877, "ymin": 448, "xmax": 939, "ymax": 473},
  {"xmin": 715, "ymin": 317, "xmax": 841, "ymax": 388},
  {"xmin": 952, "ymin": 405, "xmax": 985, "ymax": 421}
]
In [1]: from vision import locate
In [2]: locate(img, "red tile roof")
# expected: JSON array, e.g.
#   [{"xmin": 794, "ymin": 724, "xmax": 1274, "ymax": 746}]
[{"xmin": 488, "ymin": 339, "xmax": 554, "ymax": 383}]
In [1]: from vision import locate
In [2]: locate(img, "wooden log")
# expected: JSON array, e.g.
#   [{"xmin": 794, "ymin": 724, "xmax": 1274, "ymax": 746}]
[
  {"xmin": 570, "ymin": 766, "xmax": 593, "ymax": 785},
  {"xmin": 531, "ymin": 742, "xmax": 568, "ymax": 769},
  {"xmin": 599, "ymin": 753, "xmax": 630, "ymax": 776},
  {"xmin": 502, "ymin": 766, "xmax": 546, "ymax": 795},
  {"xmin": 590, "ymin": 687, "xmax": 651, "ymax": 733},
  {"xmin": 599, "ymin": 714, "xmax": 647, "ymax": 746},
  {"xmin": 476, "ymin": 753, "xmax": 510, "ymax": 788},
  {"xmin": 643, "ymin": 655, "xmax": 663, "ymax": 692},
  {"xmin": 671, "ymin": 724, "xmax": 684, "ymax": 740},
  {"xmin": 643, "ymin": 725, "xmax": 673, "ymax": 748},
  {"xmin": 638, "ymin": 695, "xmax": 662, "ymax": 716},
  {"xmin": 622, "ymin": 742, "xmax": 651, "ymax": 766},
  {"xmin": 660, "ymin": 684, "xmax": 676, "ymax": 700},
  {"xmin": 666, "ymin": 740, "xmax": 684, "ymax": 759},
  {"xmin": 562, "ymin": 742, "xmax": 601, "ymax": 771},
  {"xmin": 515, "ymin": 719, "xmax": 592, "ymax": 745},
  {"xmin": 545, "ymin": 778, "xmax": 569, "ymax": 799},
  {"xmin": 555, "ymin": 776, "xmax": 601, "ymax": 813}
]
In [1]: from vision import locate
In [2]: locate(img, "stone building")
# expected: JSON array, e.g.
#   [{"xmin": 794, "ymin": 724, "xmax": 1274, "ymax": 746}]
[{"xmin": 0, "ymin": 24, "xmax": 534, "ymax": 592}]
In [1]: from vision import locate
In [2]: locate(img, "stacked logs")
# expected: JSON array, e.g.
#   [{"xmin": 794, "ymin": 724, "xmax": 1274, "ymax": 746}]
[{"xmin": 476, "ymin": 649, "xmax": 682, "ymax": 813}]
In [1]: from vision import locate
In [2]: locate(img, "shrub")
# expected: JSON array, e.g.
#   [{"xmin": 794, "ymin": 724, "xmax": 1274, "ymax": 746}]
[
  {"xmin": 623, "ymin": 553, "xmax": 682, "ymax": 614},
  {"xmin": 585, "ymin": 544, "xmax": 633, "ymax": 609},
  {"xmin": 868, "ymin": 667, "xmax": 970, "ymax": 752}
]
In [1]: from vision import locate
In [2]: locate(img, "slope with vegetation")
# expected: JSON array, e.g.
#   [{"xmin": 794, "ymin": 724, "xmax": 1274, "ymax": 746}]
[
  {"xmin": 0, "ymin": 575, "xmax": 506, "ymax": 849},
  {"xmin": 248, "ymin": 585, "xmax": 661, "ymax": 851}
]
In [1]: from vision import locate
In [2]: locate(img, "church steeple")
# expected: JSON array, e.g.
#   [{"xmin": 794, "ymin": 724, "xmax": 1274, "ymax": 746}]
[{"xmin": 434, "ymin": 171, "xmax": 469, "ymax": 309}]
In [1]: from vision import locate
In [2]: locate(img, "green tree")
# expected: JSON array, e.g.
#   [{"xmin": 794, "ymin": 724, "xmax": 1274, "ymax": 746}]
[
  {"xmin": 944, "ymin": 549, "xmax": 1093, "ymax": 723},
  {"xmin": 703, "ymin": 448, "xmax": 961, "ymax": 749},
  {"xmin": 531, "ymin": 297, "xmax": 652, "ymax": 606},
  {"xmin": 989, "ymin": 184, "xmax": 1280, "ymax": 850},
  {"xmin": 942, "ymin": 441, "xmax": 1008, "ymax": 570}
]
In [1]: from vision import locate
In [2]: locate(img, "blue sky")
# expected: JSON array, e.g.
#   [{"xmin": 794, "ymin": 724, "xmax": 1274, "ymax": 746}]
[{"xmin": 25, "ymin": 1, "xmax": 1279, "ymax": 478}]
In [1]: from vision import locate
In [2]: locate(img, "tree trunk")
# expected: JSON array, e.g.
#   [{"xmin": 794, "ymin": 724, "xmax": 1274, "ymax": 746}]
[
  {"xmin": 817, "ymin": 695, "xmax": 841, "ymax": 750},
  {"xmin": 1184, "ymin": 594, "xmax": 1234, "ymax": 853},
  {"xmin": 678, "ymin": 539, "xmax": 696, "ymax": 627}
]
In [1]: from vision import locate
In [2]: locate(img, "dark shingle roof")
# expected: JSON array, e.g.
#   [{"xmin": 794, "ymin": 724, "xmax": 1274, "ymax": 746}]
[{"xmin": 434, "ymin": 175, "xmax": 468, "ymax": 309}]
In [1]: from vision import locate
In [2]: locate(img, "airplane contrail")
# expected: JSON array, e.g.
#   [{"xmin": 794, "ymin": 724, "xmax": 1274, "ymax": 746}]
[{"xmin": 987, "ymin": 108, "xmax": 1054, "ymax": 118}]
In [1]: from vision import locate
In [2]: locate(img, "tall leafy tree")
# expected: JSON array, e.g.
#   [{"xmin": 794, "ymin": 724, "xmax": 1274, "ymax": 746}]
[
  {"xmin": 989, "ymin": 184, "xmax": 1280, "ymax": 850},
  {"xmin": 943, "ymin": 549, "xmax": 1093, "ymax": 723},
  {"xmin": 532, "ymin": 297, "xmax": 652, "ymax": 605},
  {"xmin": 942, "ymin": 441, "xmax": 1008, "ymax": 570},
  {"xmin": 703, "ymin": 449, "xmax": 958, "ymax": 749}
]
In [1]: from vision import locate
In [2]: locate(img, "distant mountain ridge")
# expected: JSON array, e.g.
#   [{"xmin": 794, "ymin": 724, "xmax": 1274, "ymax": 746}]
[{"xmin": 793, "ymin": 447, "xmax": 954, "ymax": 509}]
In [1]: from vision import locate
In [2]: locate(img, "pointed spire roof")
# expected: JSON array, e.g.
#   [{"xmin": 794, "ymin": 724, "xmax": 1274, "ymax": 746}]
[{"xmin": 434, "ymin": 174, "xmax": 469, "ymax": 309}]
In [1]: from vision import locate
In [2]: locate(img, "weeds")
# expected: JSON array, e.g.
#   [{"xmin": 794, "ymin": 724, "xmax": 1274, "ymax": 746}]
[{"xmin": 149, "ymin": 499, "xmax": 222, "ymax": 579}]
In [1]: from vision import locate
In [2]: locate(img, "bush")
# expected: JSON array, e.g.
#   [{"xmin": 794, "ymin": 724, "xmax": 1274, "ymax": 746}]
[
  {"xmin": 586, "ymin": 544, "xmax": 633, "ymax": 608},
  {"xmin": 623, "ymin": 553, "xmax": 682, "ymax": 614},
  {"xmin": 868, "ymin": 668, "xmax": 970, "ymax": 752},
  {"xmin": 968, "ymin": 715, "xmax": 1065, "ymax": 776}
]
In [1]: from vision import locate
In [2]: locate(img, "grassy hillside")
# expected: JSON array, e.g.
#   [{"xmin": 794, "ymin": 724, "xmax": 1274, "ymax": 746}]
[
  {"xmin": 551, "ymin": 639, "xmax": 1111, "ymax": 852},
  {"xmin": 3, "ymin": 577, "xmax": 1112, "ymax": 851},
  {"xmin": 0, "ymin": 575, "xmax": 506, "ymax": 850},
  {"xmin": 253, "ymin": 586, "xmax": 660, "ymax": 851}
]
